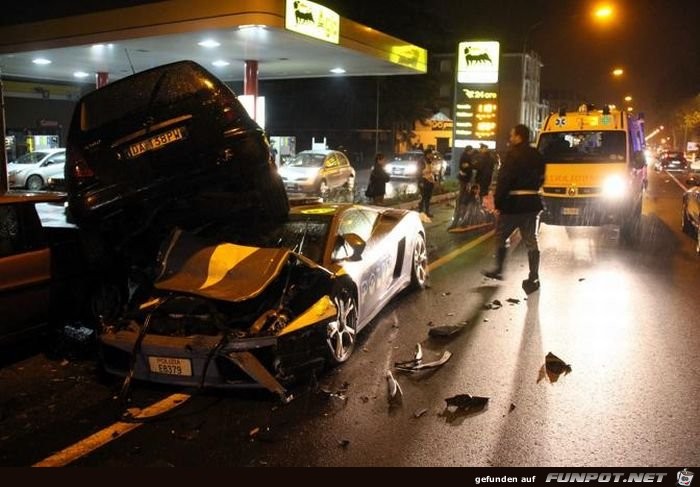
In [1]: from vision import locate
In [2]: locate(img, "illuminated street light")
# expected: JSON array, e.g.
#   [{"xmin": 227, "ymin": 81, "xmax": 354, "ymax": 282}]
[
  {"xmin": 627, "ymin": 107, "xmax": 634, "ymax": 112},
  {"xmin": 612, "ymin": 68, "xmax": 624, "ymax": 77},
  {"xmin": 624, "ymin": 95, "xmax": 632, "ymax": 102},
  {"xmin": 593, "ymin": 4, "xmax": 615, "ymax": 21}
]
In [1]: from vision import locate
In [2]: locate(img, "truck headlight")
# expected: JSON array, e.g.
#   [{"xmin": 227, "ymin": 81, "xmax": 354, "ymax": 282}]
[{"xmin": 602, "ymin": 175, "xmax": 626, "ymax": 198}]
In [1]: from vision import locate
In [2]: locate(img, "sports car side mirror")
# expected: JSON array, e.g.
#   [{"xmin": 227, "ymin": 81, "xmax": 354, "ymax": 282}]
[{"xmin": 333, "ymin": 233, "xmax": 366, "ymax": 262}]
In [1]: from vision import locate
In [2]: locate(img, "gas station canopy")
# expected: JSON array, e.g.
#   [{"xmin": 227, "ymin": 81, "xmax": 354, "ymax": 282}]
[{"xmin": 0, "ymin": 0, "xmax": 428, "ymax": 84}]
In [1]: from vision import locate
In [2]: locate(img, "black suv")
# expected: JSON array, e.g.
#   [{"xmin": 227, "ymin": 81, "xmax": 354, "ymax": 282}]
[{"xmin": 65, "ymin": 61, "xmax": 288, "ymax": 237}]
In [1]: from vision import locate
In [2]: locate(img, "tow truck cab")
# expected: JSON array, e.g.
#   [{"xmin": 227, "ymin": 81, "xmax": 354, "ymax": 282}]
[{"xmin": 536, "ymin": 105, "xmax": 647, "ymax": 241}]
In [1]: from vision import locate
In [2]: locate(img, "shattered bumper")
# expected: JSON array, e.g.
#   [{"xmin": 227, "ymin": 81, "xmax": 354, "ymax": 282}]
[{"xmin": 99, "ymin": 325, "xmax": 328, "ymax": 398}]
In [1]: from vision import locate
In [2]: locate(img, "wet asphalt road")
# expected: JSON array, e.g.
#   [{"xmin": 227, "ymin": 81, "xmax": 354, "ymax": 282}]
[{"xmin": 0, "ymin": 168, "xmax": 698, "ymax": 467}]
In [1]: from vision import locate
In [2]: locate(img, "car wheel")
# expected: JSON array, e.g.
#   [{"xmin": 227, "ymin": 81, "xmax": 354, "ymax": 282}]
[
  {"xmin": 89, "ymin": 279, "xmax": 125, "ymax": 322},
  {"xmin": 410, "ymin": 232, "xmax": 429, "ymax": 289},
  {"xmin": 26, "ymin": 175, "xmax": 44, "ymax": 191},
  {"xmin": 326, "ymin": 285, "xmax": 358, "ymax": 365},
  {"xmin": 682, "ymin": 202, "xmax": 693, "ymax": 234},
  {"xmin": 260, "ymin": 168, "xmax": 289, "ymax": 221}
]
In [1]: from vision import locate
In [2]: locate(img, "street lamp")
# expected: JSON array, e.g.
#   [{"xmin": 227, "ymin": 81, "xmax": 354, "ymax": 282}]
[
  {"xmin": 523, "ymin": 3, "xmax": 617, "ymax": 54},
  {"xmin": 612, "ymin": 68, "xmax": 624, "ymax": 77},
  {"xmin": 593, "ymin": 4, "xmax": 615, "ymax": 22},
  {"xmin": 624, "ymin": 95, "xmax": 632, "ymax": 102}
]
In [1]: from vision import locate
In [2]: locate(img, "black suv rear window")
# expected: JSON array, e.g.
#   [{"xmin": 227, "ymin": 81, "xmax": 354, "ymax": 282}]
[{"xmin": 79, "ymin": 62, "xmax": 220, "ymax": 131}]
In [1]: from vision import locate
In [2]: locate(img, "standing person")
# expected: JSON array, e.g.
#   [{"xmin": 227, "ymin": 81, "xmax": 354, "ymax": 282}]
[
  {"xmin": 482, "ymin": 124, "xmax": 546, "ymax": 294},
  {"xmin": 474, "ymin": 143, "xmax": 497, "ymax": 199},
  {"xmin": 365, "ymin": 153, "xmax": 390, "ymax": 205},
  {"xmin": 449, "ymin": 146, "xmax": 475, "ymax": 229},
  {"xmin": 418, "ymin": 149, "xmax": 436, "ymax": 218}
]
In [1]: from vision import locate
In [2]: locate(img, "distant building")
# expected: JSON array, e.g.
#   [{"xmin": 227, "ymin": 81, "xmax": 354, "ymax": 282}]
[
  {"xmin": 498, "ymin": 52, "xmax": 548, "ymax": 148},
  {"xmin": 541, "ymin": 89, "xmax": 590, "ymax": 116},
  {"xmin": 425, "ymin": 50, "xmax": 549, "ymax": 154}
]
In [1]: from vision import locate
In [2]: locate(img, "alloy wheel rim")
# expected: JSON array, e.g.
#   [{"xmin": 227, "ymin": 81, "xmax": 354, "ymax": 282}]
[
  {"xmin": 413, "ymin": 237, "xmax": 428, "ymax": 284},
  {"xmin": 27, "ymin": 177, "xmax": 43, "ymax": 191},
  {"xmin": 327, "ymin": 292, "xmax": 357, "ymax": 362}
]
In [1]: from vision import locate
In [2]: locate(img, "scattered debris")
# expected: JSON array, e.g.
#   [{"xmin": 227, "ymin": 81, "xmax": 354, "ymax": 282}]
[
  {"xmin": 578, "ymin": 278, "xmax": 586, "ymax": 282},
  {"xmin": 386, "ymin": 370, "xmax": 403, "ymax": 405},
  {"xmin": 539, "ymin": 352, "xmax": 572, "ymax": 383},
  {"xmin": 63, "ymin": 324, "xmax": 94, "ymax": 343},
  {"xmin": 444, "ymin": 394, "xmax": 490, "ymax": 412},
  {"xmin": 509, "ymin": 403, "xmax": 516, "ymax": 413},
  {"xmin": 426, "ymin": 321, "xmax": 434, "ymax": 327},
  {"xmin": 440, "ymin": 394, "xmax": 490, "ymax": 423},
  {"xmin": 362, "ymin": 347, "xmax": 369, "ymax": 353},
  {"xmin": 428, "ymin": 325, "xmax": 465, "ymax": 337},
  {"xmin": 506, "ymin": 298, "xmax": 520, "ymax": 305},
  {"xmin": 249, "ymin": 427, "xmax": 260, "ymax": 438},
  {"xmin": 338, "ymin": 439, "xmax": 351, "ymax": 448},
  {"xmin": 413, "ymin": 408, "xmax": 428, "ymax": 419},
  {"xmin": 441, "ymin": 292, "xmax": 452, "ymax": 297},
  {"xmin": 483, "ymin": 299, "xmax": 503, "ymax": 310},
  {"xmin": 360, "ymin": 396, "xmax": 370, "ymax": 404},
  {"xmin": 395, "ymin": 351, "xmax": 452, "ymax": 373},
  {"xmin": 446, "ymin": 312, "xmax": 455, "ymax": 316},
  {"xmin": 483, "ymin": 318, "xmax": 489, "ymax": 323},
  {"xmin": 545, "ymin": 352, "xmax": 572, "ymax": 375}
]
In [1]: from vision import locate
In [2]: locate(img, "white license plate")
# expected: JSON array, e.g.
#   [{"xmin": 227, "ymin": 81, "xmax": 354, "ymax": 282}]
[
  {"xmin": 148, "ymin": 356, "xmax": 192, "ymax": 376},
  {"xmin": 561, "ymin": 207, "xmax": 580, "ymax": 216},
  {"xmin": 127, "ymin": 127, "xmax": 185, "ymax": 158}
]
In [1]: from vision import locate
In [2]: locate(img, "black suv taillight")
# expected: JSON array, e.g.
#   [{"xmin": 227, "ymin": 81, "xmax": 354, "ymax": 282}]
[{"xmin": 66, "ymin": 143, "xmax": 94, "ymax": 181}]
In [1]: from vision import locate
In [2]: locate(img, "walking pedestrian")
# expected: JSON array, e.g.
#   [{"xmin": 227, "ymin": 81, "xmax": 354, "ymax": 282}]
[
  {"xmin": 365, "ymin": 153, "xmax": 390, "ymax": 205},
  {"xmin": 482, "ymin": 124, "xmax": 546, "ymax": 294},
  {"xmin": 418, "ymin": 149, "xmax": 436, "ymax": 218}
]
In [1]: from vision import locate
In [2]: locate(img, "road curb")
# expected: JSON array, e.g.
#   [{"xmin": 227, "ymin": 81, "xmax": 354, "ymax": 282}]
[{"xmin": 393, "ymin": 191, "xmax": 458, "ymax": 210}]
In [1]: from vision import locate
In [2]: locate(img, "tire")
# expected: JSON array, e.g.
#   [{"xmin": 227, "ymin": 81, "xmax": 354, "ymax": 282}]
[
  {"xmin": 325, "ymin": 284, "xmax": 358, "ymax": 366},
  {"xmin": 259, "ymin": 168, "xmax": 289, "ymax": 221},
  {"xmin": 410, "ymin": 232, "xmax": 429, "ymax": 289},
  {"xmin": 26, "ymin": 175, "xmax": 44, "ymax": 191},
  {"xmin": 682, "ymin": 200, "xmax": 693, "ymax": 234},
  {"xmin": 89, "ymin": 279, "xmax": 125, "ymax": 323}
]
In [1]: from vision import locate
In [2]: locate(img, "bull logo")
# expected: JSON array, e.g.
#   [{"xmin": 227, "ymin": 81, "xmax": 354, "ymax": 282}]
[
  {"xmin": 294, "ymin": 1, "xmax": 314, "ymax": 24},
  {"xmin": 464, "ymin": 46, "xmax": 492, "ymax": 66}
]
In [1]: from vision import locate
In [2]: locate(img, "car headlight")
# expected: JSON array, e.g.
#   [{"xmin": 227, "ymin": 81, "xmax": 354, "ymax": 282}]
[
  {"xmin": 602, "ymin": 175, "xmax": 627, "ymax": 198},
  {"xmin": 405, "ymin": 164, "xmax": 417, "ymax": 175},
  {"xmin": 385, "ymin": 163, "xmax": 394, "ymax": 172}
]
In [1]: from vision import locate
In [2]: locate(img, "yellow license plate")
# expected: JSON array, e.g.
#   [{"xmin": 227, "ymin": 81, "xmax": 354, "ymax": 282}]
[
  {"xmin": 148, "ymin": 356, "xmax": 192, "ymax": 376},
  {"xmin": 127, "ymin": 127, "xmax": 185, "ymax": 158},
  {"xmin": 561, "ymin": 208, "xmax": 580, "ymax": 216}
]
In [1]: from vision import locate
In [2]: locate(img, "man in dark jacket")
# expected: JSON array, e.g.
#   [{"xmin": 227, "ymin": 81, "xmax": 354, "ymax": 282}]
[
  {"xmin": 473, "ymin": 143, "xmax": 497, "ymax": 198},
  {"xmin": 482, "ymin": 124, "xmax": 546, "ymax": 294}
]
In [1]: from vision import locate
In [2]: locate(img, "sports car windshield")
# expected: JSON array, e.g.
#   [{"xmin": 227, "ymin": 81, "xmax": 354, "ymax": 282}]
[
  {"xmin": 201, "ymin": 215, "xmax": 331, "ymax": 264},
  {"xmin": 538, "ymin": 131, "xmax": 626, "ymax": 162}
]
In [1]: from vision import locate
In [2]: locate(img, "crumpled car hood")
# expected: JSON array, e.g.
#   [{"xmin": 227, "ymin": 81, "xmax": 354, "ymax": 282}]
[{"xmin": 154, "ymin": 229, "xmax": 299, "ymax": 303}]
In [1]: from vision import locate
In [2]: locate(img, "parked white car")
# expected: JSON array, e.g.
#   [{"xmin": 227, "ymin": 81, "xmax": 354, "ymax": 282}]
[{"xmin": 7, "ymin": 149, "xmax": 66, "ymax": 190}]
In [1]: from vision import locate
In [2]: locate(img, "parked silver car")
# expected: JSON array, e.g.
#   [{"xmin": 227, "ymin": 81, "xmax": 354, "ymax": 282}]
[
  {"xmin": 7, "ymin": 149, "xmax": 66, "ymax": 190},
  {"xmin": 279, "ymin": 150, "xmax": 355, "ymax": 198}
]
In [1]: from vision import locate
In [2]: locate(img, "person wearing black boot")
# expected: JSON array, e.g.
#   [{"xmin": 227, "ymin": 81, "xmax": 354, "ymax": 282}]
[{"xmin": 481, "ymin": 124, "xmax": 545, "ymax": 294}]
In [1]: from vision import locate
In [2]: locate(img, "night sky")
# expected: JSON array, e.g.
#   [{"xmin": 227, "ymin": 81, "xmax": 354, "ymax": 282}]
[{"xmin": 3, "ymin": 0, "xmax": 699, "ymax": 127}]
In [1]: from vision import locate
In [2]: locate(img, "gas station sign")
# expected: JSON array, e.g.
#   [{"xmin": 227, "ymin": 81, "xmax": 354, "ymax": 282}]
[
  {"xmin": 453, "ymin": 41, "xmax": 500, "ymax": 151},
  {"xmin": 285, "ymin": 0, "xmax": 340, "ymax": 44}
]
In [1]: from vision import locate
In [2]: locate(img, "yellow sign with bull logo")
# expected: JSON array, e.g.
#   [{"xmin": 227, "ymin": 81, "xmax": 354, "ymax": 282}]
[{"xmin": 457, "ymin": 41, "xmax": 500, "ymax": 84}]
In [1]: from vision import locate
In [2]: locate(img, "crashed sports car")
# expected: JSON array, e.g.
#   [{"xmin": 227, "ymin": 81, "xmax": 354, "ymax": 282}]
[{"xmin": 99, "ymin": 204, "xmax": 428, "ymax": 398}]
